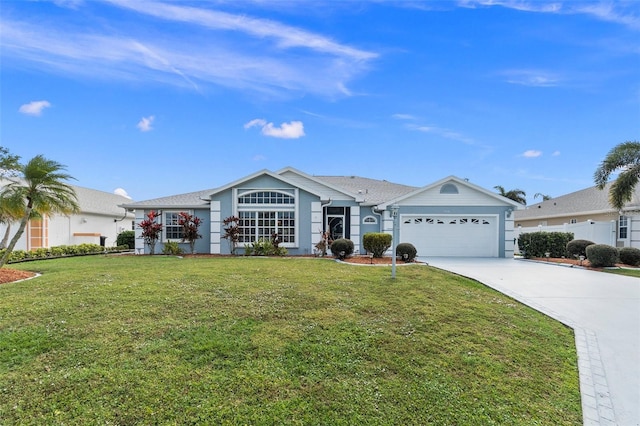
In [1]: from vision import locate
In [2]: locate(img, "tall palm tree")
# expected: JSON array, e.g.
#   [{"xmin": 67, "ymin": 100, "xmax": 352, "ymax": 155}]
[
  {"xmin": 494, "ymin": 185, "xmax": 527, "ymax": 205},
  {"xmin": 0, "ymin": 155, "xmax": 79, "ymax": 267},
  {"xmin": 594, "ymin": 141, "xmax": 640, "ymax": 211}
]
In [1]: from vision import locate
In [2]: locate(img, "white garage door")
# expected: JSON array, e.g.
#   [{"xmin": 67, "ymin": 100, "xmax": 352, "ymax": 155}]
[{"xmin": 400, "ymin": 215, "xmax": 498, "ymax": 257}]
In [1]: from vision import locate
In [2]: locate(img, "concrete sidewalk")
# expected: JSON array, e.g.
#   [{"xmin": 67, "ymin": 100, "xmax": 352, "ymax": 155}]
[{"xmin": 424, "ymin": 257, "xmax": 640, "ymax": 426}]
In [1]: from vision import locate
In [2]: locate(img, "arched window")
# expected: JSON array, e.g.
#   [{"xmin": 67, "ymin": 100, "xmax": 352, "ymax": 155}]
[
  {"xmin": 440, "ymin": 183, "xmax": 459, "ymax": 194},
  {"xmin": 362, "ymin": 215, "xmax": 378, "ymax": 225},
  {"xmin": 236, "ymin": 190, "xmax": 296, "ymax": 246}
]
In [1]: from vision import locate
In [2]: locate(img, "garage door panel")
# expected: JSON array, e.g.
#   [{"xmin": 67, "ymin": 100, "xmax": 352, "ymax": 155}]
[{"xmin": 400, "ymin": 215, "xmax": 498, "ymax": 257}]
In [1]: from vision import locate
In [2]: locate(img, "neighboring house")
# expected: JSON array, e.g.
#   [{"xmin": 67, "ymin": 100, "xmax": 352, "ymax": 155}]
[
  {"xmin": 0, "ymin": 181, "xmax": 135, "ymax": 251},
  {"xmin": 122, "ymin": 167, "xmax": 522, "ymax": 258},
  {"xmin": 514, "ymin": 181, "xmax": 638, "ymax": 248}
]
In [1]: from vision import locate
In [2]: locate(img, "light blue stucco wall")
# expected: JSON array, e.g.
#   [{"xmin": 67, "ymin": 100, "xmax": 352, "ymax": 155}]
[
  {"xmin": 211, "ymin": 174, "xmax": 323, "ymax": 256},
  {"xmin": 138, "ymin": 208, "xmax": 210, "ymax": 255}
]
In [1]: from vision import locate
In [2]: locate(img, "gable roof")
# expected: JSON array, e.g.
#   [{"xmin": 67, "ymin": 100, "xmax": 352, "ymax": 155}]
[
  {"xmin": 313, "ymin": 175, "xmax": 417, "ymax": 206},
  {"xmin": 122, "ymin": 169, "xmax": 338, "ymax": 209},
  {"xmin": 276, "ymin": 167, "xmax": 364, "ymax": 201},
  {"xmin": 377, "ymin": 175, "xmax": 523, "ymax": 210},
  {"xmin": 515, "ymin": 182, "xmax": 640, "ymax": 220}
]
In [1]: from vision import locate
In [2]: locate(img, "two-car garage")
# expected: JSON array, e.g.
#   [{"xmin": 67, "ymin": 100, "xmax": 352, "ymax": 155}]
[{"xmin": 399, "ymin": 215, "xmax": 499, "ymax": 257}]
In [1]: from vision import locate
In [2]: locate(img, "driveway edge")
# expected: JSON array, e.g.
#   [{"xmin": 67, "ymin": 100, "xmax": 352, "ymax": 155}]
[{"xmin": 430, "ymin": 264, "xmax": 616, "ymax": 426}]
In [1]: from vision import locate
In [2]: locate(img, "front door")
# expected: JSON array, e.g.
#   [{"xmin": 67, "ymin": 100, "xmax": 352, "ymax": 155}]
[{"xmin": 327, "ymin": 215, "xmax": 344, "ymax": 241}]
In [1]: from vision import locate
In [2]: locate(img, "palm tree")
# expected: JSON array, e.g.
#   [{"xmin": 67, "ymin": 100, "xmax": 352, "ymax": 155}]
[
  {"xmin": 0, "ymin": 155, "xmax": 79, "ymax": 267},
  {"xmin": 534, "ymin": 193, "xmax": 551, "ymax": 201},
  {"xmin": 494, "ymin": 185, "xmax": 527, "ymax": 205},
  {"xmin": 594, "ymin": 141, "xmax": 640, "ymax": 211}
]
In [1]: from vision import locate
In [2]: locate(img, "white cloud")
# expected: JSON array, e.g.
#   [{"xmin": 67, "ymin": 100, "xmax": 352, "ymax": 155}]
[
  {"xmin": 411, "ymin": 124, "xmax": 475, "ymax": 145},
  {"xmin": 552, "ymin": 150, "xmax": 561, "ymax": 156},
  {"xmin": 114, "ymin": 188, "xmax": 132, "ymax": 199},
  {"xmin": 501, "ymin": 69, "xmax": 560, "ymax": 87},
  {"xmin": 252, "ymin": 154, "xmax": 267, "ymax": 161},
  {"xmin": 245, "ymin": 118, "xmax": 305, "ymax": 139},
  {"xmin": 392, "ymin": 113, "xmax": 417, "ymax": 120},
  {"xmin": 522, "ymin": 149, "xmax": 542, "ymax": 158},
  {"xmin": 244, "ymin": 118, "xmax": 267, "ymax": 129},
  {"xmin": 18, "ymin": 100, "xmax": 51, "ymax": 116},
  {"xmin": 459, "ymin": 0, "xmax": 640, "ymax": 31},
  {"xmin": 137, "ymin": 115, "xmax": 154, "ymax": 132},
  {"xmin": 1, "ymin": 1, "xmax": 378, "ymax": 98}
]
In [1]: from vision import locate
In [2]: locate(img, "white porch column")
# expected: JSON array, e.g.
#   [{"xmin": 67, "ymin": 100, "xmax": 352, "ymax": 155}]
[
  {"xmin": 504, "ymin": 210, "xmax": 515, "ymax": 258},
  {"xmin": 311, "ymin": 202, "xmax": 322, "ymax": 253},
  {"xmin": 210, "ymin": 201, "xmax": 221, "ymax": 254},
  {"xmin": 350, "ymin": 206, "xmax": 360, "ymax": 253}
]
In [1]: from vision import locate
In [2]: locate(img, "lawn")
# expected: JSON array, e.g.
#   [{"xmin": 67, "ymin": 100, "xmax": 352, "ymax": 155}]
[{"xmin": 1, "ymin": 256, "xmax": 581, "ymax": 425}]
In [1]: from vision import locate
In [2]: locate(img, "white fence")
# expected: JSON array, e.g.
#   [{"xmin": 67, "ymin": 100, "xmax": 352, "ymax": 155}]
[{"xmin": 514, "ymin": 221, "xmax": 617, "ymax": 254}]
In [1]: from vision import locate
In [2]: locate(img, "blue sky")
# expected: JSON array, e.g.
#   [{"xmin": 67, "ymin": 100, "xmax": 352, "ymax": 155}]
[{"xmin": 1, "ymin": 0, "xmax": 638, "ymax": 203}]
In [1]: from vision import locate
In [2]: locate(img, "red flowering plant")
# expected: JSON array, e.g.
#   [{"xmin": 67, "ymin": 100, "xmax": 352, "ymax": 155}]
[
  {"xmin": 138, "ymin": 210, "xmax": 163, "ymax": 255},
  {"xmin": 222, "ymin": 216, "xmax": 240, "ymax": 255},
  {"xmin": 178, "ymin": 212, "xmax": 202, "ymax": 254}
]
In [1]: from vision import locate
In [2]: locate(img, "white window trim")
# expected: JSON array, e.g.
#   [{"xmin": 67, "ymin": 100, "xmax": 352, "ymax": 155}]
[
  {"xmin": 619, "ymin": 215, "xmax": 629, "ymax": 240},
  {"xmin": 162, "ymin": 210, "xmax": 193, "ymax": 242},
  {"xmin": 362, "ymin": 215, "xmax": 378, "ymax": 225},
  {"xmin": 233, "ymin": 188, "xmax": 299, "ymax": 248}
]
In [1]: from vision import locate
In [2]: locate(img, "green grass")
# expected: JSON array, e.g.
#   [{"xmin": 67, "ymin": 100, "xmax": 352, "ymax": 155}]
[
  {"xmin": 604, "ymin": 267, "xmax": 640, "ymax": 278},
  {"xmin": 1, "ymin": 256, "xmax": 581, "ymax": 425}
]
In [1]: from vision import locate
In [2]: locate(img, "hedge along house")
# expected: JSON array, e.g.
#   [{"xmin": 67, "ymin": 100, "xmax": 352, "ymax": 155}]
[{"xmin": 122, "ymin": 167, "xmax": 523, "ymax": 257}]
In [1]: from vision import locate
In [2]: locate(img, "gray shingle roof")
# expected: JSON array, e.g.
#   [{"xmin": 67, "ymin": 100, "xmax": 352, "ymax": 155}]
[
  {"xmin": 314, "ymin": 175, "xmax": 417, "ymax": 205},
  {"xmin": 121, "ymin": 188, "xmax": 214, "ymax": 209},
  {"xmin": 0, "ymin": 179, "xmax": 133, "ymax": 217},
  {"xmin": 515, "ymin": 182, "xmax": 640, "ymax": 220},
  {"xmin": 71, "ymin": 185, "xmax": 135, "ymax": 216}
]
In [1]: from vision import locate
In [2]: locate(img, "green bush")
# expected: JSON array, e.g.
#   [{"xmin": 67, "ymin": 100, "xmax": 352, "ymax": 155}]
[
  {"xmin": 363, "ymin": 233, "xmax": 392, "ymax": 258},
  {"xmin": 162, "ymin": 241, "xmax": 184, "ymax": 255},
  {"xmin": 244, "ymin": 238, "xmax": 288, "ymax": 256},
  {"xmin": 517, "ymin": 232, "xmax": 574, "ymax": 258},
  {"xmin": 330, "ymin": 238, "xmax": 354, "ymax": 259},
  {"xmin": 566, "ymin": 239, "xmax": 595, "ymax": 259},
  {"xmin": 117, "ymin": 230, "xmax": 135, "ymax": 249},
  {"xmin": 586, "ymin": 244, "xmax": 618, "ymax": 267},
  {"xmin": 396, "ymin": 243, "xmax": 417, "ymax": 262},
  {"xmin": 618, "ymin": 247, "xmax": 640, "ymax": 266}
]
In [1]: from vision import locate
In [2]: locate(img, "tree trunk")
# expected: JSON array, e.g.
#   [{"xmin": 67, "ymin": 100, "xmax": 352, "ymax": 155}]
[
  {"xmin": 0, "ymin": 223, "xmax": 10, "ymax": 249},
  {"xmin": 0, "ymin": 211, "xmax": 30, "ymax": 268}
]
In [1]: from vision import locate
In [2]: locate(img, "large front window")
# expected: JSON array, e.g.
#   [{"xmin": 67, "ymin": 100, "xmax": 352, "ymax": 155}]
[
  {"xmin": 164, "ymin": 212, "xmax": 183, "ymax": 240},
  {"xmin": 237, "ymin": 190, "xmax": 296, "ymax": 246}
]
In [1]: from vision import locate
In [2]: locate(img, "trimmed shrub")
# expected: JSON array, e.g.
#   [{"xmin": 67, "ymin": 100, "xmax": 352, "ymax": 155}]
[
  {"xmin": 566, "ymin": 239, "xmax": 595, "ymax": 259},
  {"xmin": 116, "ymin": 230, "xmax": 135, "ymax": 249},
  {"xmin": 517, "ymin": 232, "xmax": 573, "ymax": 258},
  {"xmin": 618, "ymin": 247, "xmax": 640, "ymax": 266},
  {"xmin": 586, "ymin": 244, "xmax": 618, "ymax": 268},
  {"xmin": 396, "ymin": 243, "xmax": 417, "ymax": 262},
  {"xmin": 363, "ymin": 233, "xmax": 392, "ymax": 258},
  {"xmin": 330, "ymin": 238, "xmax": 354, "ymax": 258}
]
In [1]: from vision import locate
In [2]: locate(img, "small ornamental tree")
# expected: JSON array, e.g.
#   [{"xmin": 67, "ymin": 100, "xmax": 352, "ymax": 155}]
[
  {"xmin": 178, "ymin": 212, "xmax": 202, "ymax": 254},
  {"xmin": 363, "ymin": 232, "xmax": 392, "ymax": 258},
  {"xmin": 222, "ymin": 216, "xmax": 241, "ymax": 255},
  {"xmin": 138, "ymin": 211, "xmax": 163, "ymax": 255}
]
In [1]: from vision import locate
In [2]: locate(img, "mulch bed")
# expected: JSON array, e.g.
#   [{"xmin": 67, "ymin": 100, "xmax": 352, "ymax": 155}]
[
  {"xmin": 341, "ymin": 256, "xmax": 417, "ymax": 265},
  {"xmin": 0, "ymin": 269, "xmax": 36, "ymax": 285}
]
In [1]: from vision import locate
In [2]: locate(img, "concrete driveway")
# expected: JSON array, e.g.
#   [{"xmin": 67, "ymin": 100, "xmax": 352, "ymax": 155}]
[{"xmin": 424, "ymin": 257, "xmax": 640, "ymax": 426}]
